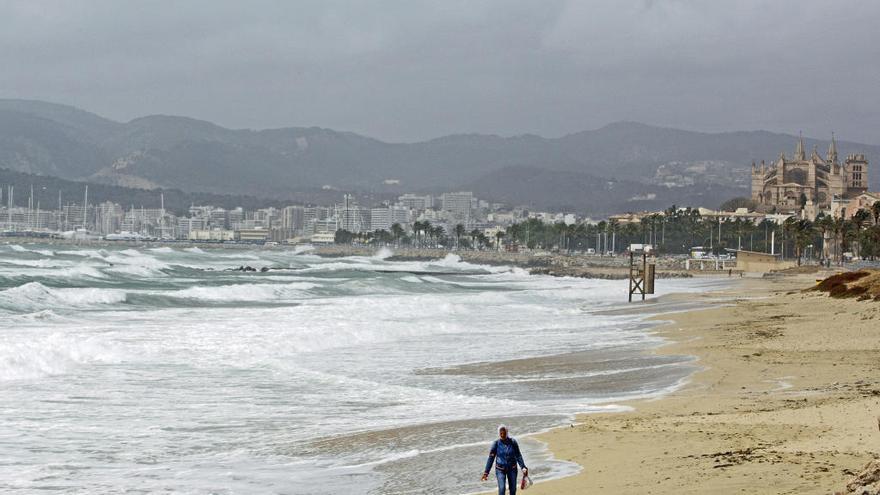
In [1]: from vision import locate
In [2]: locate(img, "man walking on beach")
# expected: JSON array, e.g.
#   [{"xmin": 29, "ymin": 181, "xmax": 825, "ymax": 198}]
[{"xmin": 481, "ymin": 425, "xmax": 528, "ymax": 495}]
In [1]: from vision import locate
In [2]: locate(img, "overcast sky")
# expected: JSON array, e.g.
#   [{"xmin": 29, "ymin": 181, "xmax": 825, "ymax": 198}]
[{"xmin": 2, "ymin": 0, "xmax": 879, "ymax": 143}]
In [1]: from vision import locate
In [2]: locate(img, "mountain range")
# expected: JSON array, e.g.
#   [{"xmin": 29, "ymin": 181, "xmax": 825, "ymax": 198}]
[{"xmin": 1, "ymin": 99, "xmax": 877, "ymax": 215}]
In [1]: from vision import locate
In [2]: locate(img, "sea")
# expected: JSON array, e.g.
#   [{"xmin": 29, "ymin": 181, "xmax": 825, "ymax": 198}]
[{"xmin": 0, "ymin": 242, "xmax": 724, "ymax": 494}]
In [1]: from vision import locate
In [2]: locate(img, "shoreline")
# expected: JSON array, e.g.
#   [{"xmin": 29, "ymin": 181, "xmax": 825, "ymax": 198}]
[
  {"xmin": 2, "ymin": 237, "xmax": 705, "ymax": 280},
  {"xmin": 510, "ymin": 272, "xmax": 880, "ymax": 494},
  {"xmin": 313, "ymin": 244, "xmax": 699, "ymax": 280}
]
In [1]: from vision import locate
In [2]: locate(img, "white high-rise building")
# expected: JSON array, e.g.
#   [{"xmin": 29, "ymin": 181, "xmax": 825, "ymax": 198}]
[
  {"xmin": 95, "ymin": 202, "xmax": 124, "ymax": 235},
  {"xmin": 397, "ymin": 194, "xmax": 433, "ymax": 210},
  {"xmin": 370, "ymin": 207, "xmax": 392, "ymax": 232},
  {"xmin": 178, "ymin": 217, "xmax": 209, "ymax": 238},
  {"xmin": 390, "ymin": 205, "xmax": 411, "ymax": 229},
  {"xmin": 440, "ymin": 192, "xmax": 475, "ymax": 225},
  {"xmin": 338, "ymin": 195, "xmax": 368, "ymax": 233},
  {"xmin": 227, "ymin": 207, "xmax": 245, "ymax": 229},
  {"xmin": 282, "ymin": 205, "xmax": 305, "ymax": 235}
]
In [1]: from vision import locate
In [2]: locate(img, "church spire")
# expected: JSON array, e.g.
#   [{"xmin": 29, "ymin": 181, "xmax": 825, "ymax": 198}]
[
  {"xmin": 826, "ymin": 132, "xmax": 838, "ymax": 164},
  {"xmin": 795, "ymin": 132, "xmax": 806, "ymax": 161}
]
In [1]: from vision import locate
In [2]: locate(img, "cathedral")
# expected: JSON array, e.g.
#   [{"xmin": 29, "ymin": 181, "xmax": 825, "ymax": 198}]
[{"xmin": 750, "ymin": 135, "xmax": 868, "ymax": 212}]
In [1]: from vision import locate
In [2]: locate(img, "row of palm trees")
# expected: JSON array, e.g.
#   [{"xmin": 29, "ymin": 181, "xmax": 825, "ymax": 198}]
[
  {"xmin": 334, "ymin": 201, "xmax": 880, "ymax": 262},
  {"xmin": 501, "ymin": 202, "xmax": 880, "ymax": 262},
  {"xmin": 812, "ymin": 202, "xmax": 880, "ymax": 263},
  {"xmin": 411, "ymin": 221, "xmax": 445, "ymax": 248},
  {"xmin": 501, "ymin": 207, "xmax": 709, "ymax": 254},
  {"xmin": 335, "ymin": 220, "xmax": 494, "ymax": 249}
]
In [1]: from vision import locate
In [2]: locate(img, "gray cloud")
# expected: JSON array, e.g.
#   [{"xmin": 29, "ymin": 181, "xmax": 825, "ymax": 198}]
[{"xmin": 1, "ymin": 0, "xmax": 878, "ymax": 143}]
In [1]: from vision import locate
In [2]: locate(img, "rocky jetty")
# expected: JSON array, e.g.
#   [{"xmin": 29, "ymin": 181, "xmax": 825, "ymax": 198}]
[{"xmin": 314, "ymin": 245, "xmax": 693, "ymax": 280}]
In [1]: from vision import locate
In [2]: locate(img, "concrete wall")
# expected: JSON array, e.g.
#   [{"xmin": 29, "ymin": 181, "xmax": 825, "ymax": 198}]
[{"xmin": 737, "ymin": 250, "xmax": 797, "ymax": 273}]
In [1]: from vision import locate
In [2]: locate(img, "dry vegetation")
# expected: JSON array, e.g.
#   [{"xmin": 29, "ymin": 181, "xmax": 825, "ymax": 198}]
[{"xmin": 812, "ymin": 270, "xmax": 880, "ymax": 300}]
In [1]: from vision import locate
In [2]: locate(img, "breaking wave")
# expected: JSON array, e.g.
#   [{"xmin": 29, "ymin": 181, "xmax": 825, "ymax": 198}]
[
  {"xmin": 373, "ymin": 247, "xmax": 394, "ymax": 260},
  {"xmin": 165, "ymin": 282, "xmax": 319, "ymax": 302},
  {"xmin": 0, "ymin": 282, "xmax": 127, "ymax": 312}
]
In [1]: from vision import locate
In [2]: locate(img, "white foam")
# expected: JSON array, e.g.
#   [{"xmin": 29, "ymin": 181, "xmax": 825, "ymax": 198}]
[
  {"xmin": 0, "ymin": 244, "xmax": 722, "ymax": 494},
  {"xmin": 51, "ymin": 264, "xmax": 108, "ymax": 280},
  {"xmin": 0, "ymin": 258, "xmax": 74, "ymax": 269},
  {"xmin": 105, "ymin": 264, "xmax": 164, "ymax": 277},
  {"xmin": 56, "ymin": 249, "xmax": 111, "ymax": 259},
  {"xmin": 293, "ymin": 244, "xmax": 315, "ymax": 255},
  {"xmin": 373, "ymin": 247, "xmax": 394, "ymax": 260},
  {"xmin": 435, "ymin": 253, "xmax": 461, "ymax": 265},
  {"xmin": 3, "ymin": 244, "xmax": 54, "ymax": 256},
  {"xmin": 0, "ymin": 282, "xmax": 127, "ymax": 312},
  {"xmin": 0, "ymin": 262, "xmax": 107, "ymax": 281},
  {"xmin": 0, "ymin": 332, "xmax": 123, "ymax": 381},
  {"xmin": 103, "ymin": 251, "xmax": 171, "ymax": 277},
  {"xmin": 166, "ymin": 282, "xmax": 318, "ymax": 302}
]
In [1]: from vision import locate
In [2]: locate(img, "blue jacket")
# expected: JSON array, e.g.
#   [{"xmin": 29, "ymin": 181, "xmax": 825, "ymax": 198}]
[{"xmin": 484, "ymin": 437, "xmax": 526, "ymax": 474}]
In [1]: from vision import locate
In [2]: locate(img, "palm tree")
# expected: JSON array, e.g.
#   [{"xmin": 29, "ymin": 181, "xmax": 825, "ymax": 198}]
[
  {"xmin": 476, "ymin": 232, "xmax": 490, "ymax": 249},
  {"xmin": 571, "ymin": 222, "xmax": 588, "ymax": 252},
  {"xmin": 421, "ymin": 221, "xmax": 433, "ymax": 247},
  {"xmin": 814, "ymin": 213, "xmax": 833, "ymax": 262},
  {"xmin": 872, "ymin": 201, "xmax": 880, "ymax": 226},
  {"xmin": 649, "ymin": 213, "xmax": 663, "ymax": 249},
  {"xmin": 842, "ymin": 219, "xmax": 859, "ymax": 261},
  {"xmin": 622, "ymin": 223, "xmax": 640, "ymax": 252},
  {"xmin": 494, "ymin": 231, "xmax": 505, "ymax": 251},
  {"xmin": 831, "ymin": 216, "xmax": 845, "ymax": 264},
  {"xmin": 431, "ymin": 225, "xmax": 445, "ymax": 247},
  {"xmin": 782, "ymin": 217, "xmax": 813, "ymax": 265},
  {"xmin": 412, "ymin": 221, "xmax": 422, "ymax": 247},
  {"xmin": 506, "ymin": 223, "xmax": 522, "ymax": 248},
  {"xmin": 469, "ymin": 228, "xmax": 481, "ymax": 249},
  {"xmin": 793, "ymin": 219, "xmax": 814, "ymax": 265},
  {"xmin": 608, "ymin": 218, "xmax": 620, "ymax": 253},
  {"xmin": 391, "ymin": 223, "xmax": 405, "ymax": 247},
  {"xmin": 785, "ymin": 220, "xmax": 796, "ymax": 261},
  {"xmin": 852, "ymin": 209, "xmax": 872, "ymax": 258},
  {"xmin": 597, "ymin": 220, "xmax": 608, "ymax": 253},
  {"xmin": 454, "ymin": 223, "xmax": 466, "ymax": 249}
]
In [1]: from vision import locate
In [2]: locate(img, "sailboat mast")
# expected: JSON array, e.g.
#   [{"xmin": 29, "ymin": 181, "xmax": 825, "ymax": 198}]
[{"xmin": 83, "ymin": 185, "xmax": 88, "ymax": 229}]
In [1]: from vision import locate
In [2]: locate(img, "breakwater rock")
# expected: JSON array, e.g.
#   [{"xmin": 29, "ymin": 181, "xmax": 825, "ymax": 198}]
[
  {"xmin": 528, "ymin": 266, "xmax": 692, "ymax": 280},
  {"xmin": 313, "ymin": 245, "xmax": 693, "ymax": 280}
]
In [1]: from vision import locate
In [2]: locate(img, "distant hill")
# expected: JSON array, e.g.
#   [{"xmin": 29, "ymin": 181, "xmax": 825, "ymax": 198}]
[
  {"xmin": 0, "ymin": 168, "xmax": 349, "ymax": 216},
  {"xmin": 464, "ymin": 166, "xmax": 745, "ymax": 216},
  {"xmin": 1, "ymin": 99, "xmax": 878, "ymax": 214}
]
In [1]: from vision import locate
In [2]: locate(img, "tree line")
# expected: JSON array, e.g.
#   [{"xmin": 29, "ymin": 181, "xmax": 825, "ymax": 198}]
[
  {"xmin": 334, "ymin": 220, "xmax": 493, "ymax": 249},
  {"xmin": 333, "ymin": 202, "xmax": 880, "ymax": 263}
]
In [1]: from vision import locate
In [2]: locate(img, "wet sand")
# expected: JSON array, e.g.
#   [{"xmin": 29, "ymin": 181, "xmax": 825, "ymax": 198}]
[{"xmin": 501, "ymin": 274, "xmax": 880, "ymax": 494}]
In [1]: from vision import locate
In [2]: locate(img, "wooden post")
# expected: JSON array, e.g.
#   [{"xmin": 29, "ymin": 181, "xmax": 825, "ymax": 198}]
[{"xmin": 628, "ymin": 251, "xmax": 634, "ymax": 302}]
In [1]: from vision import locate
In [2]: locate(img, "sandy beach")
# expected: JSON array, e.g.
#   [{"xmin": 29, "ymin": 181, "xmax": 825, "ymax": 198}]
[{"xmin": 488, "ymin": 273, "xmax": 880, "ymax": 494}]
